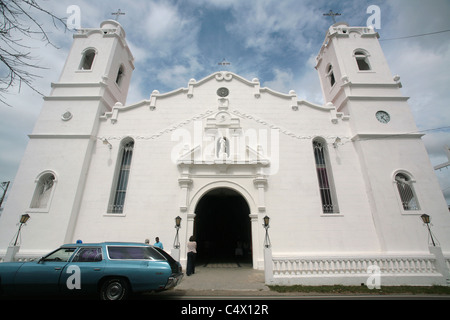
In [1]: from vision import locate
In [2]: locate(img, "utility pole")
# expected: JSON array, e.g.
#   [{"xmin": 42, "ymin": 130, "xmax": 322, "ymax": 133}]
[
  {"xmin": 434, "ymin": 145, "xmax": 450, "ymax": 170},
  {"xmin": 0, "ymin": 181, "xmax": 10, "ymax": 208}
]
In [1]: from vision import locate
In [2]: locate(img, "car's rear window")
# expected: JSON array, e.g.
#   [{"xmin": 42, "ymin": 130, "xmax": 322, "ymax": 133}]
[{"xmin": 107, "ymin": 246, "xmax": 165, "ymax": 260}]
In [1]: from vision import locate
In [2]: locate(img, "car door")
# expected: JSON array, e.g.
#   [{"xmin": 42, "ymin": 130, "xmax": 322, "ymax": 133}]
[
  {"xmin": 13, "ymin": 247, "xmax": 77, "ymax": 295},
  {"xmin": 59, "ymin": 247, "xmax": 105, "ymax": 295}
]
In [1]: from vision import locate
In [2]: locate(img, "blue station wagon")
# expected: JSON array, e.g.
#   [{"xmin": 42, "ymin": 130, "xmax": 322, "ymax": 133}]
[{"xmin": 0, "ymin": 242, "xmax": 183, "ymax": 300}]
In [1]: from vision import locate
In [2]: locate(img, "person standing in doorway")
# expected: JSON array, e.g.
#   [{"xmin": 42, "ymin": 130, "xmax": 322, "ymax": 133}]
[
  {"xmin": 186, "ymin": 236, "xmax": 197, "ymax": 276},
  {"xmin": 154, "ymin": 237, "xmax": 163, "ymax": 249}
]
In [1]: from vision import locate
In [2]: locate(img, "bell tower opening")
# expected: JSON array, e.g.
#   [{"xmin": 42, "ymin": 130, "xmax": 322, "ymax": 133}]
[{"xmin": 194, "ymin": 188, "xmax": 252, "ymax": 266}]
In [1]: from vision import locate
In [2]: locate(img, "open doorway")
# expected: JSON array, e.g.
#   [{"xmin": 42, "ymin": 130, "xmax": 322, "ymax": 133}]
[{"xmin": 194, "ymin": 188, "xmax": 252, "ymax": 266}]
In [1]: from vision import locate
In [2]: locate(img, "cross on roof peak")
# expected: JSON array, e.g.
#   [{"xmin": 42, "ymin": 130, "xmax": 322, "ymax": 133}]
[
  {"xmin": 112, "ymin": 9, "xmax": 125, "ymax": 21},
  {"xmin": 218, "ymin": 58, "xmax": 231, "ymax": 66},
  {"xmin": 323, "ymin": 10, "xmax": 341, "ymax": 24}
]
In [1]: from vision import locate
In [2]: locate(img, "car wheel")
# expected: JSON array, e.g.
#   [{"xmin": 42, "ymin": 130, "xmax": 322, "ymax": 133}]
[{"xmin": 100, "ymin": 278, "xmax": 129, "ymax": 300}]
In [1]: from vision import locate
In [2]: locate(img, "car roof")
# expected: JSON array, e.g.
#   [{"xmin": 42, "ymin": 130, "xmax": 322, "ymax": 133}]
[{"xmin": 61, "ymin": 242, "xmax": 152, "ymax": 248}]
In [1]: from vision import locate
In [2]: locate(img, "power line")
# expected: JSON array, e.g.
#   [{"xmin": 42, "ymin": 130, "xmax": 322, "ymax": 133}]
[{"xmin": 380, "ymin": 29, "xmax": 450, "ymax": 41}]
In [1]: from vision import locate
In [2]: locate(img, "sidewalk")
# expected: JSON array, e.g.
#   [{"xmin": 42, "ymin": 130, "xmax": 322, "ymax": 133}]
[{"xmin": 158, "ymin": 262, "xmax": 275, "ymax": 296}]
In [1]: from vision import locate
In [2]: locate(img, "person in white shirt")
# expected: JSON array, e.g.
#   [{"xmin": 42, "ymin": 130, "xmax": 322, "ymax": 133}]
[{"xmin": 186, "ymin": 236, "xmax": 197, "ymax": 276}]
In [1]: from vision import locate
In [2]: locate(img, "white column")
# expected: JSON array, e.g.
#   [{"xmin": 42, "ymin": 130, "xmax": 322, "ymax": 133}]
[
  {"xmin": 178, "ymin": 178, "xmax": 192, "ymax": 212},
  {"xmin": 264, "ymin": 247, "xmax": 274, "ymax": 285}
]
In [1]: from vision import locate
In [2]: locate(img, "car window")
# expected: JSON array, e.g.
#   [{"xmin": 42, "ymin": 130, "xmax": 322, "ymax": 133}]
[
  {"xmin": 107, "ymin": 246, "xmax": 165, "ymax": 260},
  {"xmin": 72, "ymin": 247, "xmax": 103, "ymax": 262},
  {"xmin": 153, "ymin": 246, "xmax": 176, "ymax": 264},
  {"xmin": 43, "ymin": 248, "xmax": 77, "ymax": 262}
]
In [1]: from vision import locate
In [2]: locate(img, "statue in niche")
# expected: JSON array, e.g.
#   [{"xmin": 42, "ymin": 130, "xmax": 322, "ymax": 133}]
[{"xmin": 217, "ymin": 137, "xmax": 229, "ymax": 158}]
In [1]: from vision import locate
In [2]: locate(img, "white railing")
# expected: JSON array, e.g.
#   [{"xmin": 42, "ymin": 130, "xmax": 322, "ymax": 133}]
[
  {"xmin": 271, "ymin": 255, "xmax": 438, "ymax": 276},
  {"xmin": 264, "ymin": 251, "xmax": 450, "ymax": 286},
  {"xmin": 0, "ymin": 257, "xmax": 37, "ymax": 263}
]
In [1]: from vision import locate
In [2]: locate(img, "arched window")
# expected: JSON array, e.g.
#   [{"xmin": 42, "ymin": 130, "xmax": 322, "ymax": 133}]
[
  {"xmin": 326, "ymin": 64, "xmax": 335, "ymax": 87},
  {"xmin": 109, "ymin": 139, "xmax": 134, "ymax": 213},
  {"xmin": 313, "ymin": 139, "xmax": 339, "ymax": 213},
  {"xmin": 30, "ymin": 172, "xmax": 56, "ymax": 209},
  {"xmin": 79, "ymin": 48, "xmax": 96, "ymax": 70},
  {"xmin": 395, "ymin": 172, "xmax": 420, "ymax": 211},
  {"xmin": 354, "ymin": 50, "xmax": 371, "ymax": 71},
  {"xmin": 115, "ymin": 64, "xmax": 125, "ymax": 86}
]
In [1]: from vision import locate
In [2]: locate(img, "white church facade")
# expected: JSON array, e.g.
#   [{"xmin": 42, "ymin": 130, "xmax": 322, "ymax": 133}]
[{"xmin": 1, "ymin": 20, "xmax": 449, "ymax": 286}]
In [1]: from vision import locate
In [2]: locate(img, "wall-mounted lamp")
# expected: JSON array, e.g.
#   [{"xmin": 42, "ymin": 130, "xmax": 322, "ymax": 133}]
[
  {"xmin": 103, "ymin": 138, "xmax": 112, "ymax": 149},
  {"xmin": 173, "ymin": 216, "xmax": 182, "ymax": 249},
  {"xmin": 333, "ymin": 137, "xmax": 341, "ymax": 148},
  {"xmin": 262, "ymin": 215, "xmax": 271, "ymax": 248},
  {"xmin": 5, "ymin": 213, "xmax": 31, "ymax": 262},
  {"xmin": 421, "ymin": 213, "xmax": 437, "ymax": 247},
  {"xmin": 13, "ymin": 214, "xmax": 30, "ymax": 246}
]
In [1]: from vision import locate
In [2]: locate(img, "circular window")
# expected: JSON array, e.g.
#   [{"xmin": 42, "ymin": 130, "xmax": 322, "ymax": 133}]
[{"xmin": 217, "ymin": 87, "xmax": 229, "ymax": 97}]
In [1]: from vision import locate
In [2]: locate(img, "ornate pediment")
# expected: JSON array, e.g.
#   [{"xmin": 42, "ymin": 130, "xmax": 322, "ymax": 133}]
[{"xmin": 176, "ymin": 96, "xmax": 270, "ymax": 169}]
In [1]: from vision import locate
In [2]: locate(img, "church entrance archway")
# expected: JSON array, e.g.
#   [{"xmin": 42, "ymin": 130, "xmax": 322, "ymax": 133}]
[{"xmin": 194, "ymin": 188, "xmax": 252, "ymax": 266}]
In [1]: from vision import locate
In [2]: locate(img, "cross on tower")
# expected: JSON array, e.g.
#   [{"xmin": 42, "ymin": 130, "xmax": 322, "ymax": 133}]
[
  {"xmin": 218, "ymin": 58, "xmax": 231, "ymax": 66},
  {"xmin": 217, "ymin": 58, "xmax": 231, "ymax": 70},
  {"xmin": 323, "ymin": 10, "xmax": 341, "ymax": 24},
  {"xmin": 112, "ymin": 9, "xmax": 125, "ymax": 21}
]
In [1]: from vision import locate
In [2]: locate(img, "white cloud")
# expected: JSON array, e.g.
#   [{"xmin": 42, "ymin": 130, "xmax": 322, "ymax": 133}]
[
  {"xmin": 263, "ymin": 69, "xmax": 295, "ymax": 93},
  {"xmin": 156, "ymin": 64, "xmax": 191, "ymax": 89},
  {"xmin": 383, "ymin": 40, "xmax": 450, "ymax": 156},
  {"xmin": 223, "ymin": 0, "xmax": 323, "ymax": 54},
  {"xmin": 142, "ymin": 1, "xmax": 200, "ymax": 58},
  {"xmin": 294, "ymin": 54, "xmax": 324, "ymax": 105}
]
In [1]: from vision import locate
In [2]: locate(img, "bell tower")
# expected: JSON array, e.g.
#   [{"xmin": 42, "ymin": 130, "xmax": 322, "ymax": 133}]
[
  {"xmin": 0, "ymin": 20, "xmax": 134, "ymax": 252},
  {"xmin": 315, "ymin": 23, "xmax": 448, "ymax": 253},
  {"xmin": 315, "ymin": 22, "xmax": 417, "ymax": 136},
  {"xmin": 56, "ymin": 20, "xmax": 134, "ymax": 106},
  {"xmin": 33, "ymin": 19, "xmax": 134, "ymax": 137}
]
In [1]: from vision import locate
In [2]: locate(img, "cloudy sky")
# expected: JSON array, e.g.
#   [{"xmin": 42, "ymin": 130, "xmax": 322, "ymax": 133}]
[{"xmin": 0, "ymin": 0, "xmax": 449, "ymax": 202}]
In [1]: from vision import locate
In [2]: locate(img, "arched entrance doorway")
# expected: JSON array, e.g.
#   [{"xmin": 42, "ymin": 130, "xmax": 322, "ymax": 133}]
[{"xmin": 194, "ymin": 188, "xmax": 252, "ymax": 266}]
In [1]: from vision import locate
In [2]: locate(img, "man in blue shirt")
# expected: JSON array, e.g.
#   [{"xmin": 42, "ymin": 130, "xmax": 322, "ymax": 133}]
[{"xmin": 154, "ymin": 237, "xmax": 163, "ymax": 249}]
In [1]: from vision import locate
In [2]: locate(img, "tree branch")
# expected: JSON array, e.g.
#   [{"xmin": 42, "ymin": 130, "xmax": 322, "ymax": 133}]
[{"xmin": 0, "ymin": 0, "xmax": 68, "ymax": 106}]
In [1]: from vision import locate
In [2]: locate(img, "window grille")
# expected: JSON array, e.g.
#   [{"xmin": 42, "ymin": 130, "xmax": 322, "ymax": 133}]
[
  {"xmin": 395, "ymin": 173, "xmax": 420, "ymax": 210},
  {"xmin": 110, "ymin": 140, "xmax": 134, "ymax": 213},
  {"xmin": 313, "ymin": 140, "xmax": 339, "ymax": 213}
]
